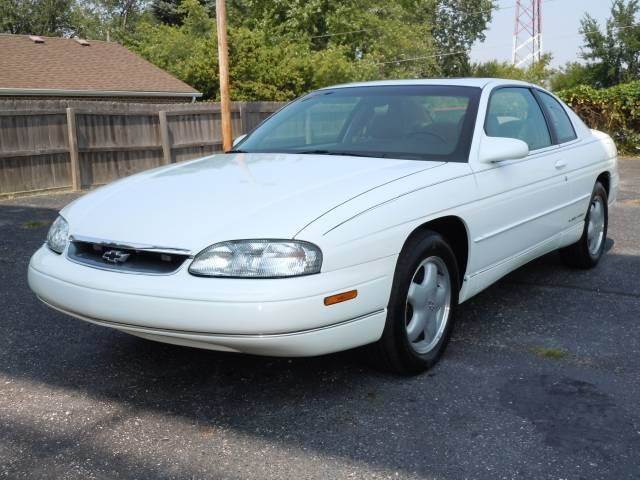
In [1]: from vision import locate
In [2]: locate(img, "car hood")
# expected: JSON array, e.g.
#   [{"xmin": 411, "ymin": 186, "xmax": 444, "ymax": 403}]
[{"xmin": 62, "ymin": 153, "xmax": 444, "ymax": 251}]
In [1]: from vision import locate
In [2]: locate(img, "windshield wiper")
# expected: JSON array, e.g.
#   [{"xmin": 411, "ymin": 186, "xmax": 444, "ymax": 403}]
[
  {"xmin": 296, "ymin": 149, "xmax": 380, "ymax": 158},
  {"xmin": 227, "ymin": 149, "xmax": 389, "ymax": 158}
]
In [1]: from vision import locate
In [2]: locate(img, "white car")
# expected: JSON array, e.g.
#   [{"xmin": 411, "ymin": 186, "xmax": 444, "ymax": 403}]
[{"xmin": 28, "ymin": 79, "xmax": 618, "ymax": 374}]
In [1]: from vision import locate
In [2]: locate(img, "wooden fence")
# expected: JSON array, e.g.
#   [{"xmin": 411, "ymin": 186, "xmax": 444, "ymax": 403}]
[{"xmin": 0, "ymin": 100, "xmax": 284, "ymax": 198}]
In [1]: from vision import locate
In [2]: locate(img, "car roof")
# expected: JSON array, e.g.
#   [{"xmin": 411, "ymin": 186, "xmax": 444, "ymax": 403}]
[{"xmin": 321, "ymin": 78, "xmax": 535, "ymax": 90}]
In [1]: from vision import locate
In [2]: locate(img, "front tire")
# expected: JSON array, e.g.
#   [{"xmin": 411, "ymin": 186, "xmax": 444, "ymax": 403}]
[
  {"xmin": 561, "ymin": 181, "xmax": 608, "ymax": 269},
  {"xmin": 372, "ymin": 231, "xmax": 459, "ymax": 375}
]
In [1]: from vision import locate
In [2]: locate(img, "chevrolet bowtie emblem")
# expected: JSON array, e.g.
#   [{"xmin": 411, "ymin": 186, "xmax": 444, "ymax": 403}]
[{"xmin": 102, "ymin": 249, "xmax": 131, "ymax": 264}]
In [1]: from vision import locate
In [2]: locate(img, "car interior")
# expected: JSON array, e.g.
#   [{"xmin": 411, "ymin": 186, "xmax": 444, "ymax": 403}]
[
  {"xmin": 485, "ymin": 88, "xmax": 552, "ymax": 150},
  {"xmin": 247, "ymin": 94, "xmax": 472, "ymax": 159}
]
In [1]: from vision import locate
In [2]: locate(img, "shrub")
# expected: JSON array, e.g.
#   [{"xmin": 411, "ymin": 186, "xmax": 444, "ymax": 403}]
[{"xmin": 557, "ymin": 81, "xmax": 640, "ymax": 155}]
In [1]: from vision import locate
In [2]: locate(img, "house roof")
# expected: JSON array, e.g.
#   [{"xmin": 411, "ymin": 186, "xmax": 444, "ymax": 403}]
[{"xmin": 0, "ymin": 34, "xmax": 201, "ymax": 98}]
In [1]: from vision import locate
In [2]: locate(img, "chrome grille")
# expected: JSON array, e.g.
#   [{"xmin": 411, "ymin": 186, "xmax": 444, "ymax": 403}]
[{"xmin": 67, "ymin": 237, "xmax": 190, "ymax": 275}]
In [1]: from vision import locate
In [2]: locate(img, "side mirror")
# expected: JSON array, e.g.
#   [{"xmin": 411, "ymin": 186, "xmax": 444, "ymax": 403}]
[
  {"xmin": 478, "ymin": 136, "xmax": 529, "ymax": 164},
  {"xmin": 232, "ymin": 134, "xmax": 247, "ymax": 147}
]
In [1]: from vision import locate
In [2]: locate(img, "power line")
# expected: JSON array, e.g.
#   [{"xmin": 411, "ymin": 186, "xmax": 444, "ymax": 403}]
[{"xmin": 312, "ymin": 28, "xmax": 373, "ymax": 39}]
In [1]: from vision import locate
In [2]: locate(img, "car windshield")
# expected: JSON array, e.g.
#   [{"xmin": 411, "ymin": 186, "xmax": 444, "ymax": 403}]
[{"xmin": 235, "ymin": 85, "xmax": 481, "ymax": 162}]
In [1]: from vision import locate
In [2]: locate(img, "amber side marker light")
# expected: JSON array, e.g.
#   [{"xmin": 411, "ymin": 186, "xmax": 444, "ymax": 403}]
[{"xmin": 324, "ymin": 290, "xmax": 358, "ymax": 306}]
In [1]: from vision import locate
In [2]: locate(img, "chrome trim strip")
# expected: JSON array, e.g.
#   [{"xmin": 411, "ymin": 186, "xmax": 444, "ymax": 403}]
[
  {"xmin": 64, "ymin": 253, "xmax": 188, "ymax": 276},
  {"xmin": 70, "ymin": 235, "xmax": 192, "ymax": 256},
  {"xmin": 472, "ymin": 193, "xmax": 590, "ymax": 243},
  {"xmin": 38, "ymin": 297, "xmax": 385, "ymax": 338}
]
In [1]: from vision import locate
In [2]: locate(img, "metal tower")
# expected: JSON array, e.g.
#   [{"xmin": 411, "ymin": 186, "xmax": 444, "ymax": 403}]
[{"xmin": 512, "ymin": 0, "xmax": 542, "ymax": 67}]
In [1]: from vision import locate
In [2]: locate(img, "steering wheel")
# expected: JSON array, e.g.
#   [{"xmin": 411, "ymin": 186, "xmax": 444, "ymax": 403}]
[{"xmin": 405, "ymin": 129, "xmax": 447, "ymax": 144}]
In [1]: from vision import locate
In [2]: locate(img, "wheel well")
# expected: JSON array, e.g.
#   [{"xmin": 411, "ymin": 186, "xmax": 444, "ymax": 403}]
[
  {"xmin": 597, "ymin": 171, "xmax": 610, "ymax": 196},
  {"xmin": 406, "ymin": 216, "xmax": 469, "ymax": 284}
]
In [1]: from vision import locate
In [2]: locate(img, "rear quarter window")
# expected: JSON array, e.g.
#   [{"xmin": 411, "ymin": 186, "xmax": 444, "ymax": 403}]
[{"xmin": 537, "ymin": 91, "xmax": 577, "ymax": 143}]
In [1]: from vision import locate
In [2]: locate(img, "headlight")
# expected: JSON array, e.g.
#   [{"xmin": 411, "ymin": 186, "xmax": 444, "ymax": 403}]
[
  {"xmin": 189, "ymin": 240, "xmax": 322, "ymax": 278},
  {"xmin": 46, "ymin": 215, "xmax": 69, "ymax": 254}
]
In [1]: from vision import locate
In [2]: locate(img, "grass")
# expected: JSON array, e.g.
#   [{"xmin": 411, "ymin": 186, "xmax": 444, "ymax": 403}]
[
  {"xmin": 22, "ymin": 220, "xmax": 48, "ymax": 229},
  {"xmin": 530, "ymin": 346, "xmax": 569, "ymax": 360}
]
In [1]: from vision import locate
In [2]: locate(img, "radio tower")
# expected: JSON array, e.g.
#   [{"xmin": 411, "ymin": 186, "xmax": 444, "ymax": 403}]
[{"xmin": 512, "ymin": 0, "xmax": 542, "ymax": 67}]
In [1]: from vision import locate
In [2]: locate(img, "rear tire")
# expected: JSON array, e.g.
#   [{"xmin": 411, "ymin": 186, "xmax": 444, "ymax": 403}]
[
  {"xmin": 561, "ymin": 181, "xmax": 608, "ymax": 269},
  {"xmin": 371, "ymin": 230, "xmax": 459, "ymax": 375}
]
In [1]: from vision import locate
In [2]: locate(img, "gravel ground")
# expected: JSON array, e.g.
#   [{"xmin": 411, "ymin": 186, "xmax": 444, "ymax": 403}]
[{"xmin": 1, "ymin": 158, "xmax": 639, "ymax": 480}]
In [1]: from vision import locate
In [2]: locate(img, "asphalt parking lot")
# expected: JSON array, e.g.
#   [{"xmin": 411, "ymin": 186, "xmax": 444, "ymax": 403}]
[{"xmin": 1, "ymin": 158, "xmax": 639, "ymax": 480}]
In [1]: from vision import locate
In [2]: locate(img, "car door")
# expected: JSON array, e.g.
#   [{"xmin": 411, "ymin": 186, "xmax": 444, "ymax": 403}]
[
  {"xmin": 465, "ymin": 86, "xmax": 570, "ymax": 289},
  {"xmin": 533, "ymin": 89, "xmax": 591, "ymax": 235}
]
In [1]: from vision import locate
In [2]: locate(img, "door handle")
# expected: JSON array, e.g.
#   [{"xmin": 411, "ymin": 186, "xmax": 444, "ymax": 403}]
[{"xmin": 555, "ymin": 160, "xmax": 567, "ymax": 169}]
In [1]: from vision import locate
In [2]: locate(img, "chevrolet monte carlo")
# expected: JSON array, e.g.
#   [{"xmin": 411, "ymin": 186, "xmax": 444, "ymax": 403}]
[{"xmin": 28, "ymin": 79, "xmax": 618, "ymax": 374}]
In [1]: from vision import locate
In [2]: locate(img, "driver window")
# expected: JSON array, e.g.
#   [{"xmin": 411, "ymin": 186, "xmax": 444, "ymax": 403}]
[{"xmin": 485, "ymin": 87, "xmax": 551, "ymax": 151}]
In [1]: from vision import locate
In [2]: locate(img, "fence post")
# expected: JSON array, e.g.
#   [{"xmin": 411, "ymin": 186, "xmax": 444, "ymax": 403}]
[
  {"xmin": 238, "ymin": 102, "xmax": 246, "ymax": 135},
  {"xmin": 66, "ymin": 107, "xmax": 80, "ymax": 191},
  {"xmin": 158, "ymin": 110, "xmax": 172, "ymax": 165}
]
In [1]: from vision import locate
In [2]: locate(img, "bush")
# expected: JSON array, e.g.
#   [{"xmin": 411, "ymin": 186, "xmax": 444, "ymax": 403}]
[{"xmin": 557, "ymin": 81, "xmax": 640, "ymax": 154}]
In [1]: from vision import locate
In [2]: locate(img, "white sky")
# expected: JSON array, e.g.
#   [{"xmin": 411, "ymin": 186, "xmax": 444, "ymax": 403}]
[{"xmin": 470, "ymin": 0, "xmax": 614, "ymax": 67}]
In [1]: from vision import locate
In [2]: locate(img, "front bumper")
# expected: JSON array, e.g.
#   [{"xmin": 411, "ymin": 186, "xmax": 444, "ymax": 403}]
[{"xmin": 28, "ymin": 245, "xmax": 394, "ymax": 356}]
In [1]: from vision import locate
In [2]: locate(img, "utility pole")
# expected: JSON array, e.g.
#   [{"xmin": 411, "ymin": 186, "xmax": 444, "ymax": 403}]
[{"xmin": 216, "ymin": 0, "xmax": 233, "ymax": 151}]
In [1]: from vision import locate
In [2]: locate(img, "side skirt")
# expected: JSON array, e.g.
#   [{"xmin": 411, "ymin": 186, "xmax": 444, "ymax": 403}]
[{"xmin": 458, "ymin": 223, "xmax": 583, "ymax": 303}]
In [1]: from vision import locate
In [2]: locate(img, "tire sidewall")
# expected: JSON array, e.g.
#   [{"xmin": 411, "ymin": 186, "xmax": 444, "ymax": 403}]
[
  {"xmin": 584, "ymin": 183, "xmax": 608, "ymax": 263},
  {"xmin": 385, "ymin": 232, "xmax": 460, "ymax": 373}
]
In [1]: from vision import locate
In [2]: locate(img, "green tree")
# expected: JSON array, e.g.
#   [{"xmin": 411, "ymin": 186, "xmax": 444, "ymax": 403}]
[
  {"xmin": 72, "ymin": 0, "xmax": 149, "ymax": 41},
  {"xmin": 225, "ymin": 0, "xmax": 494, "ymax": 77},
  {"xmin": 226, "ymin": 0, "xmax": 441, "ymax": 79},
  {"xmin": 130, "ymin": 0, "xmax": 379, "ymax": 100},
  {"xmin": 580, "ymin": 0, "xmax": 640, "ymax": 87},
  {"xmin": 133, "ymin": 0, "xmax": 497, "ymax": 100},
  {"xmin": 429, "ymin": 0, "xmax": 495, "ymax": 76},
  {"xmin": 150, "ymin": 0, "xmax": 212, "ymax": 25},
  {"xmin": 129, "ymin": 0, "xmax": 218, "ymax": 97},
  {"xmin": 471, "ymin": 60, "xmax": 526, "ymax": 80},
  {"xmin": 0, "ymin": 0, "xmax": 75, "ymax": 35},
  {"xmin": 133, "ymin": 0, "xmax": 452, "ymax": 99},
  {"xmin": 151, "ymin": 0, "xmax": 185, "ymax": 24},
  {"xmin": 0, "ymin": 0, "xmax": 148, "ymax": 40},
  {"xmin": 471, "ymin": 54, "xmax": 554, "ymax": 86},
  {"xmin": 549, "ymin": 62, "xmax": 596, "ymax": 91}
]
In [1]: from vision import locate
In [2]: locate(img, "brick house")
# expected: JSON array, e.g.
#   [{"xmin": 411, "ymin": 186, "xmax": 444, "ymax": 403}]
[{"xmin": 0, "ymin": 34, "xmax": 201, "ymax": 103}]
